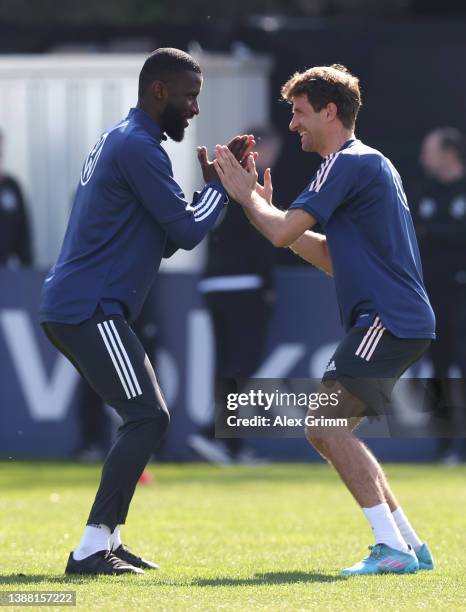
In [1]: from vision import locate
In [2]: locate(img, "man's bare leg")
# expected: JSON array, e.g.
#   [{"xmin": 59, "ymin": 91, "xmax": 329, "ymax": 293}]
[
  {"xmin": 305, "ymin": 384, "xmax": 409, "ymax": 552},
  {"xmin": 305, "ymin": 382, "xmax": 426, "ymax": 557},
  {"xmin": 309, "ymin": 419, "xmax": 399, "ymax": 509}
]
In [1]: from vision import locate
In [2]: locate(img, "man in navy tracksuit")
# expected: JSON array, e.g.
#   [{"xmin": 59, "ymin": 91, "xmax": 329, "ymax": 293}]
[{"xmin": 40, "ymin": 48, "xmax": 253, "ymax": 575}]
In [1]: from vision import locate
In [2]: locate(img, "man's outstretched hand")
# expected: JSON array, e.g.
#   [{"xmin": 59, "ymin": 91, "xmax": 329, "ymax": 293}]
[
  {"xmin": 197, "ymin": 134, "xmax": 255, "ymax": 183},
  {"xmin": 213, "ymin": 145, "xmax": 257, "ymax": 206},
  {"xmin": 255, "ymin": 168, "xmax": 273, "ymax": 205}
]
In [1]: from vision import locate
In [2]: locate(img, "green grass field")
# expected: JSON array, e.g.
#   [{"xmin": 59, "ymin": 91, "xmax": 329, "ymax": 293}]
[{"xmin": 0, "ymin": 462, "xmax": 465, "ymax": 611}]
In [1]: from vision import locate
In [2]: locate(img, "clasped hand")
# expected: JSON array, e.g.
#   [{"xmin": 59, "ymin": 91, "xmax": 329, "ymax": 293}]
[
  {"xmin": 196, "ymin": 135, "xmax": 255, "ymax": 184},
  {"xmin": 213, "ymin": 145, "xmax": 273, "ymax": 207}
]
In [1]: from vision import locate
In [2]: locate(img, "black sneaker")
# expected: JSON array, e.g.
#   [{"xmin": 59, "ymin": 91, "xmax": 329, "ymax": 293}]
[
  {"xmin": 65, "ymin": 550, "xmax": 144, "ymax": 575},
  {"xmin": 113, "ymin": 544, "xmax": 159, "ymax": 570}
]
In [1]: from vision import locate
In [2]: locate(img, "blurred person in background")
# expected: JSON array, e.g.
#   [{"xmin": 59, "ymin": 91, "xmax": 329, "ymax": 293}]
[
  {"xmin": 190, "ymin": 126, "xmax": 281, "ymax": 464},
  {"xmin": 411, "ymin": 127, "xmax": 466, "ymax": 464},
  {"xmin": 0, "ymin": 129, "xmax": 33, "ymax": 266}
]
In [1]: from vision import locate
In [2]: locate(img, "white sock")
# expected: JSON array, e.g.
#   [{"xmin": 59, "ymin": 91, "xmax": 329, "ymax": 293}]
[
  {"xmin": 73, "ymin": 524, "xmax": 111, "ymax": 561},
  {"xmin": 110, "ymin": 525, "xmax": 122, "ymax": 551},
  {"xmin": 392, "ymin": 507, "xmax": 423, "ymax": 551},
  {"xmin": 362, "ymin": 503, "xmax": 409, "ymax": 552}
]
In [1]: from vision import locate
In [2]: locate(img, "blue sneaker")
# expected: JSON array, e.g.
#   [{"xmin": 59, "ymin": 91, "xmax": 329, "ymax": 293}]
[
  {"xmin": 415, "ymin": 543, "xmax": 434, "ymax": 570},
  {"xmin": 341, "ymin": 543, "xmax": 419, "ymax": 575}
]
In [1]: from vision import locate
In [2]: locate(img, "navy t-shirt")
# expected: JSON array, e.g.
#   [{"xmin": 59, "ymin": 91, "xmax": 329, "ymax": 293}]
[
  {"xmin": 40, "ymin": 108, "xmax": 227, "ymax": 324},
  {"xmin": 290, "ymin": 138, "xmax": 435, "ymax": 339}
]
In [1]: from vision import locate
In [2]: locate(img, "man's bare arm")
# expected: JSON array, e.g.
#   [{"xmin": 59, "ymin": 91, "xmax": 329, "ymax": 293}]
[
  {"xmin": 242, "ymin": 191, "xmax": 315, "ymax": 248},
  {"xmin": 213, "ymin": 146, "xmax": 316, "ymax": 247},
  {"xmin": 289, "ymin": 231, "xmax": 333, "ymax": 275}
]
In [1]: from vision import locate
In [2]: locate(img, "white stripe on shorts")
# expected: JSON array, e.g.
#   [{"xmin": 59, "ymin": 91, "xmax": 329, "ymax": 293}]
[
  {"xmin": 355, "ymin": 317, "xmax": 386, "ymax": 361},
  {"xmin": 355, "ymin": 316, "xmax": 381, "ymax": 357},
  {"xmin": 359, "ymin": 322, "xmax": 384, "ymax": 360},
  {"xmin": 364, "ymin": 326, "xmax": 386, "ymax": 361},
  {"xmin": 354, "ymin": 316, "xmax": 386, "ymax": 362}
]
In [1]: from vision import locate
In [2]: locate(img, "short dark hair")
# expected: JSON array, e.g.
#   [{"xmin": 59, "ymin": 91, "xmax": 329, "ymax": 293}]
[
  {"xmin": 433, "ymin": 127, "xmax": 465, "ymax": 163},
  {"xmin": 138, "ymin": 47, "xmax": 201, "ymax": 100},
  {"xmin": 281, "ymin": 64, "xmax": 361, "ymax": 130}
]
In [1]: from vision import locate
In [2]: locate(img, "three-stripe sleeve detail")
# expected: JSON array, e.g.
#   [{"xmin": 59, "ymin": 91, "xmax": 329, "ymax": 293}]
[
  {"xmin": 354, "ymin": 316, "xmax": 386, "ymax": 362},
  {"xmin": 309, "ymin": 152, "xmax": 341, "ymax": 193},
  {"xmin": 187, "ymin": 187, "xmax": 223, "ymax": 223},
  {"xmin": 97, "ymin": 320, "xmax": 142, "ymax": 399}
]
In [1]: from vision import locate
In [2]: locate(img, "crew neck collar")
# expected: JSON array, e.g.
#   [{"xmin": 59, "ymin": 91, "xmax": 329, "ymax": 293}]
[
  {"xmin": 324, "ymin": 137, "xmax": 357, "ymax": 160},
  {"xmin": 129, "ymin": 107, "xmax": 164, "ymax": 142}
]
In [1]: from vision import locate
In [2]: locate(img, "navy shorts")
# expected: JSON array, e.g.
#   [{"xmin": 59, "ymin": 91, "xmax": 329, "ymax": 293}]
[{"xmin": 322, "ymin": 316, "xmax": 431, "ymax": 417}]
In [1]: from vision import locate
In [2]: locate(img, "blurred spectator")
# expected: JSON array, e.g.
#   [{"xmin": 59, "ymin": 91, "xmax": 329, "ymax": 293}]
[
  {"xmin": 189, "ymin": 126, "xmax": 281, "ymax": 464},
  {"xmin": 411, "ymin": 126, "xmax": 466, "ymax": 464},
  {"xmin": 0, "ymin": 129, "xmax": 33, "ymax": 266}
]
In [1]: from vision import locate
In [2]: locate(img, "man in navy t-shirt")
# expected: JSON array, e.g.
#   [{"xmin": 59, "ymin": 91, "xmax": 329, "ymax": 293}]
[
  {"xmin": 40, "ymin": 48, "xmax": 253, "ymax": 576},
  {"xmin": 214, "ymin": 64, "xmax": 435, "ymax": 575}
]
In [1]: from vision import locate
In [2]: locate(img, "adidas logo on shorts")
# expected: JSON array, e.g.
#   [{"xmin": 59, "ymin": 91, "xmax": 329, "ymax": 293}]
[{"xmin": 325, "ymin": 359, "xmax": 336, "ymax": 373}]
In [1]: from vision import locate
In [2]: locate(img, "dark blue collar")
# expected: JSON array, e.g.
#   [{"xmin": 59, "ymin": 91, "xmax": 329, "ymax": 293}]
[
  {"xmin": 339, "ymin": 137, "xmax": 357, "ymax": 151},
  {"xmin": 128, "ymin": 107, "xmax": 164, "ymax": 142},
  {"xmin": 323, "ymin": 137, "xmax": 357, "ymax": 160}
]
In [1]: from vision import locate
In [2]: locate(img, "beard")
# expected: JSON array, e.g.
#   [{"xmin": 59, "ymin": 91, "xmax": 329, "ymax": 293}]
[{"xmin": 160, "ymin": 102, "xmax": 186, "ymax": 142}]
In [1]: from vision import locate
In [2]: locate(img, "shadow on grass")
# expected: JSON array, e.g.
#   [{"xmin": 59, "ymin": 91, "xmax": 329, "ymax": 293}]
[
  {"xmin": 0, "ymin": 574, "xmax": 102, "ymax": 585},
  {"xmin": 0, "ymin": 571, "xmax": 346, "ymax": 586},
  {"xmin": 191, "ymin": 571, "xmax": 347, "ymax": 586}
]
